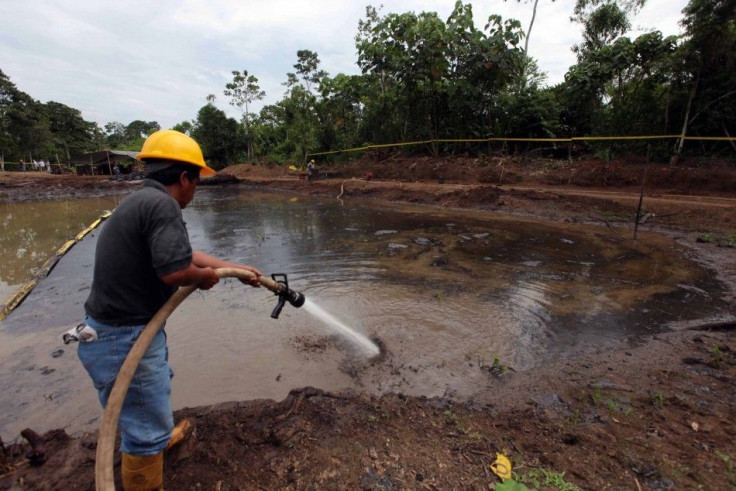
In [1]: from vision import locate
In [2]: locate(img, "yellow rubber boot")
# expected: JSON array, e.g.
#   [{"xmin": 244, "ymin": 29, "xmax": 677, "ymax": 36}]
[
  {"xmin": 165, "ymin": 419, "xmax": 195, "ymax": 451},
  {"xmin": 121, "ymin": 452, "xmax": 163, "ymax": 490}
]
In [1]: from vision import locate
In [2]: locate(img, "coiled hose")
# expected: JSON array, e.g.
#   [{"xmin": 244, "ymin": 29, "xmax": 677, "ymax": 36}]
[{"xmin": 95, "ymin": 268, "xmax": 281, "ymax": 490}]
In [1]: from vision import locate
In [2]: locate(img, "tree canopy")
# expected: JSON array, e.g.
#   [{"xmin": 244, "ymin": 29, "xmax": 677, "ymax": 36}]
[{"xmin": 1, "ymin": 0, "xmax": 733, "ymax": 166}]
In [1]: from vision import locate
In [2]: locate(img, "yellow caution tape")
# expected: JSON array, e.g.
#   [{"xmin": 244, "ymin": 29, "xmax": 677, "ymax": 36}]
[
  {"xmin": 0, "ymin": 211, "xmax": 113, "ymax": 322},
  {"xmin": 307, "ymin": 134, "xmax": 734, "ymax": 157},
  {"xmin": 683, "ymin": 136, "xmax": 736, "ymax": 141},
  {"xmin": 490, "ymin": 453, "xmax": 513, "ymax": 480},
  {"xmin": 572, "ymin": 135, "xmax": 682, "ymax": 141}
]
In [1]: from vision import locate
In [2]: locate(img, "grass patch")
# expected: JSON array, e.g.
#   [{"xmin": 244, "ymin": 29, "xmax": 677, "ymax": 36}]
[{"xmin": 519, "ymin": 468, "xmax": 581, "ymax": 491}]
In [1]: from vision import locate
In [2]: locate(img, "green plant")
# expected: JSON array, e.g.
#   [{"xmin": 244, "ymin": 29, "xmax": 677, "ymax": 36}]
[
  {"xmin": 593, "ymin": 146, "xmax": 613, "ymax": 163},
  {"xmin": 367, "ymin": 414, "xmax": 378, "ymax": 423},
  {"xmin": 596, "ymin": 209, "xmax": 630, "ymax": 222},
  {"xmin": 520, "ymin": 468, "xmax": 580, "ymax": 491},
  {"xmin": 496, "ymin": 479, "xmax": 530, "ymax": 491},
  {"xmin": 568, "ymin": 408, "xmax": 581, "ymax": 425},
  {"xmin": 492, "ymin": 355, "xmax": 508, "ymax": 372},
  {"xmin": 716, "ymin": 450, "xmax": 736, "ymax": 486},
  {"xmin": 649, "ymin": 391, "xmax": 665, "ymax": 409},
  {"xmin": 478, "ymin": 349, "xmax": 489, "ymax": 367},
  {"xmin": 710, "ymin": 345, "xmax": 724, "ymax": 365},
  {"xmin": 442, "ymin": 409, "xmax": 465, "ymax": 433},
  {"xmin": 591, "ymin": 387, "xmax": 603, "ymax": 406},
  {"xmin": 697, "ymin": 233, "xmax": 716, "ymax": 243},
  {"xmin": 488, "ymin": 355, "xmax": 510, "ymax": 375},
  {"xmin": 467, "ymin": 431, "xmax": 482, "ymax": 440}
]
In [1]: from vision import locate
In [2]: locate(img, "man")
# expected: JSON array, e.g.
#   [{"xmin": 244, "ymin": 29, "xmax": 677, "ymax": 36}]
[
  {"xmin": 78, "ymin": 130, "xmax": 262, "ymax": 489},
  {"xmin": 306, "ymin": 159, "xmax": 315, "ymax": 180}
]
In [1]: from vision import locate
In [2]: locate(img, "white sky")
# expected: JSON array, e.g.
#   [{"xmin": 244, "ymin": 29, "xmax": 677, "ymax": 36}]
[{"xmin": 0, "ymin": 0, "xmax": 689, "ymax": 130}]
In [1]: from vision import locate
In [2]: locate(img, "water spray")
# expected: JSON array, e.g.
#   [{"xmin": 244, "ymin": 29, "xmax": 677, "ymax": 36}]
[{"xmin": 266, "ymin": 274, "xmax": 378, "ymax": 356}]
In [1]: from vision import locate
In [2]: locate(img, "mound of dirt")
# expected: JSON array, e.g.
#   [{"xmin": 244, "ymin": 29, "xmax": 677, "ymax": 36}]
[{"xmin": 222, "ymin": 154, "xmax": 736, "ymax": 196}]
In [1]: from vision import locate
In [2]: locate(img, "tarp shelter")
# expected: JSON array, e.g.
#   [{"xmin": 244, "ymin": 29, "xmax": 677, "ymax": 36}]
[{"xmin": 67, "ymin": 150, "xmax": 140, "ymax": 175}]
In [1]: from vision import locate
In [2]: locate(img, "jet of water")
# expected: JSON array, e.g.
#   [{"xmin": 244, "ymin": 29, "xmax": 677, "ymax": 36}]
[{"xmin": 302, "ymin": 299, "xmax": 380, "ymax": 357}]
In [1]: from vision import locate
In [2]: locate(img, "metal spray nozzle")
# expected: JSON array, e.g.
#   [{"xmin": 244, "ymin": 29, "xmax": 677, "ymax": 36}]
[{"xmin": 270, "ymin": 273, "xmax": 305, "ymax": 319}]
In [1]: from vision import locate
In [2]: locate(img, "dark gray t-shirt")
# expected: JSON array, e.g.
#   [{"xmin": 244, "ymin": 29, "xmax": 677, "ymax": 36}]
[{"xmin": 84, "ymin": 179, "xmax": 192, "ymax": 325}]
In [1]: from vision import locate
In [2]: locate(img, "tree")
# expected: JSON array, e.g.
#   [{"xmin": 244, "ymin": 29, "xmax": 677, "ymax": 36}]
[
  {"xmin": 125, "ymin": 120, "xmax": 160, "ymax": 140},
  {"xmin": 670, "ymin": 0, "xmax": 736, "ymax": 163},
  {"xmin": 224, "ymin": 69, "xmax": 265, "ymax": 161},
  {"xmin": 355, "ymin": 2, "xmax": 524, "ymax": 149},
  {"xmin": 0, "ymin": 69, "xmax": 21, "ymax": 160},
  {"xmin": 44, "ymin": 101, "xmax": 97, "ymax": 159},
  {"xmin": 571, "ymin": 0, "xmax": 646, "ymax": 58},
  {"xmin": 318, "ymin": 74, "xmax": 368, "ymax": 152},
  {"xmin": 505, "ymin": 0, "xmax": 557, "ymax": 55},
  {"xmin": 291, "ymin": 50, "xmax": 328, "ymax": 94},
  {"xmin": 191, "ymin": 103, "xmax": 241, "ymax": 167},
  {"xmin": 172, "ymin": 121, "xmax": 193, "ymax": 135}
]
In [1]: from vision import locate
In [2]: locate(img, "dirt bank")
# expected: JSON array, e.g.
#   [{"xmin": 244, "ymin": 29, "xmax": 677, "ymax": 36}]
[{"xmin": 1, "ymin": 157, "xmax": 735, "ymax": 489}]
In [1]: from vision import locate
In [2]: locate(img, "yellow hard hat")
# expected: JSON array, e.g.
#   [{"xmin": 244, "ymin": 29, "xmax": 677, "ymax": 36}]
[{"xmin": 137, "ymin": 130, "xmax": 215, "ymax": 176}]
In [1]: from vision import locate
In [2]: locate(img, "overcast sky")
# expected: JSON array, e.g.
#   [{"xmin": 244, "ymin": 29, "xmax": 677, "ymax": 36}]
[{"xmin": 0, "ymin": 0, "xmax": 689, "ymax": 130}]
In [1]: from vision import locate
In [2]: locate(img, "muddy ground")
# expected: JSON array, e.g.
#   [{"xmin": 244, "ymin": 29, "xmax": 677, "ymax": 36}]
[{"xmin": 1, "ymin": 155, "xmax": 735, "ymax": 490}]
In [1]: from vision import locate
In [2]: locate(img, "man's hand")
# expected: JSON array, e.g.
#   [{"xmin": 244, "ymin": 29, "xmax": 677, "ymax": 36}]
[
  {"xmin": 239, "ymin": 266, "xmax": 262, "ymax": 288},
  {"xmin": 197, "ymin": 267, "xmax": 220, "ymax": 290},
  {"xmin": 190, "ymin": 251, "xmax": 263, "ymax": 288}
]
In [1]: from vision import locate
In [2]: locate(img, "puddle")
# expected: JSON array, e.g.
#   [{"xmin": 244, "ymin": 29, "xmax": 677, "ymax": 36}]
[{"xmin": 0, "ymin": 188, "xmax": 731, "ymax": 439}]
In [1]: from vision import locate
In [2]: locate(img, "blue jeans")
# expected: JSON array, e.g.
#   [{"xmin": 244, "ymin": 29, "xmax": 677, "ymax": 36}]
[{"xmin": 78, "ymin": 316, "xmax": 174, "ymax": 455}]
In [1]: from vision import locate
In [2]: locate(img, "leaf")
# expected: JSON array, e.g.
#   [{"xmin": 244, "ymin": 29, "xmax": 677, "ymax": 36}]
[{"xmin": 496, "ymin": 479, "xmax": 531, "ymax": 491}]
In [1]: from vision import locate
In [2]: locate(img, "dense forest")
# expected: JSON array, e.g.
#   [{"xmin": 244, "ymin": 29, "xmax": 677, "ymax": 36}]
[{"xmin": 1, "ymin": 0, "xmax": 733, "ymax": 170}]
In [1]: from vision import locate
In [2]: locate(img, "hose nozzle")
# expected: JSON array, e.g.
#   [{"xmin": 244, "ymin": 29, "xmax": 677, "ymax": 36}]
[{"xmin": 270, "ymin": 273, "xmax": 305, "ymax": 319}]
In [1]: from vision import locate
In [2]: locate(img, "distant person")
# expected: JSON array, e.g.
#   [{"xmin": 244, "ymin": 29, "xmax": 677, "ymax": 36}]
[
  {"xmin": 77, "ymin": 130, "xmax": 262, "ymax": 489},
  {"xmin": 20, "ymin": 159, "xmax": 26, "ymax": 172},
  {"xmin": 306, "ymin": 159, "xmax": 316, "ymax": 181},
  {"xmin": 114, "ymin": 163, "xmax": 121, "ymax": 180}
]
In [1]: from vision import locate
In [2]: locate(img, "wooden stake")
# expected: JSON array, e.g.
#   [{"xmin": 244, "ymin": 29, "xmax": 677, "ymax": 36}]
[{"xmin": 633, "ymin": 165, "xmax": 649, "ymax": 247}]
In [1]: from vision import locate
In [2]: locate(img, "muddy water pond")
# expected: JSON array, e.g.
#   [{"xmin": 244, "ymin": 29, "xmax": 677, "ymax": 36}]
[
  {"xmin": 0, "ymin": 188, "xmax": 730, "ymax": 440},
  {"xmin": 0, "ymin": 196, "xmax": 123, "ymax": 301}
]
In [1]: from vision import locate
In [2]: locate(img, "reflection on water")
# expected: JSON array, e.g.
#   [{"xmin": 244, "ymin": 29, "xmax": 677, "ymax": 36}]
[
  {"xmin": 0, "ymin": 188, "xmax": 730, "ymax": 440},
  {"xmin": 0, "ymin": 197, "xmax": 122, "ymax": 301}
]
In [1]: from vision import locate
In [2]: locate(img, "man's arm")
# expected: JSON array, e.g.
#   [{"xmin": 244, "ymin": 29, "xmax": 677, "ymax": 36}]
[
  {"xmin": 192, "ymin": 251, "xmax": 262, "ymax": 287},
  {"xmin": 160, "ymin": 262, "xmax": 220, "ymax": 290}
]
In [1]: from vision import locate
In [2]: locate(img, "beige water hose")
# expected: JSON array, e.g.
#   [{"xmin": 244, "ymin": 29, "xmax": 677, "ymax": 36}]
[{"xmin": 95, "ymin": 268, "xmax": 285, "ymax": 490}]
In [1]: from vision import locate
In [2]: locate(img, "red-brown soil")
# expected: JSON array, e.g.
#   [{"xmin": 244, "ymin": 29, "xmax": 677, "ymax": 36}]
[{"xmin": 1, "ymin": 155, "xmax": 735, "ymax": 490}]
